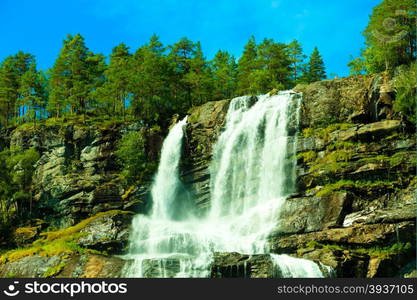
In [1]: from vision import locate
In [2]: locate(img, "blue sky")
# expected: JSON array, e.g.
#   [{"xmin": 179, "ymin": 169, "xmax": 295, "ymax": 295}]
[{"xmin": 0, "ymin": 0, "xmax": 381, "ymax": 77}]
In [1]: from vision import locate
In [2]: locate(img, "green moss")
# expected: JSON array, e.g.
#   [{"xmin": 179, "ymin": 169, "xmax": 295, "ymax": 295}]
[
  {"xmin": 0, "ymin": 210, "xmax": 131, "ymax": 264},
  {"xmin": 40, "ymin": 210, "xmax": 131, "ymax": 241},
  {"xmin": 302, "ymin": 128, "xmax": 315, "ymax": 138},
  {"xmin": 312, "ymin": 180, "xmax": 397, "ymax": 197},
  {"xmin": 305, "ymin": 241, "xmax": 413, "ymax": 259},
  {"xmin": 306, "ymin": 241, "xmax": 343, "ymax": 251},
  {"xmin": 389, "ymin": 151, "xmax": 415, "ymax": 168},
  {"xmin": 309, "ymin": 150, "xmax": 352, "ymax": 175},
  {"xmin": 43, "ymin": 261, "xmax": 68, "ymax": 278},
  {"xmin": 121, "ymin": 186, "xmax": 136, "ymax": 200},
  {"xmin": 187, "ymin": 107, "xmax": 201, "ymax": 123},
  {"xmin": 0, "ymin": 238, "xmax": 78, "ymax": 263},
  {"xmin": 357, "ymin": 155, "xmax": 387, "ymax": 164},
  {"xmin": 327, "ymin": 141, "xmax": 356, "ymax": 151},
  {"xmin": 303, "ymin": 123, "xmax": 355, "ymax": 140},
  {"xmin": 297, "ymin": 151, "xmax": 317, "ymax": 165},
  {"xmin": 99, "ymin": 119, "xmax": 124, "ymax": 130},
  {"xmin": 383, "ymin": 132, "xmax": 400, "ymax": 141},
  {"xmin": 150, "ymin": 124, "xmax": 161, "ymax": 133},
  {"xmin": 14, "ymin": 122, "xmax": 37, "ymax": 132},
  {"xmin": 355, "ymin": 242, "xmax": 413, "ymax": 258},
  {"xmin": 196, "ymin": 144, "xmax": 204, "ymax": 152},
  {"xmin": 5, "ymin": 273, "xmax": 18, "ymax": 278},
  {"xmin": 313, "ymin": 180, "xmax": 355, "ymax": 197},
  {"xmin": 355, "ymin": 151, "xmax": 415, "ymax": 168}
]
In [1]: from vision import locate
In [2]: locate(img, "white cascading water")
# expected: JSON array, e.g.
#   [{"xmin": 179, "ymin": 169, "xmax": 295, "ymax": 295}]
[{"xmin": 125, "ymin": 91, "xmax": 329, "ymax": 278}]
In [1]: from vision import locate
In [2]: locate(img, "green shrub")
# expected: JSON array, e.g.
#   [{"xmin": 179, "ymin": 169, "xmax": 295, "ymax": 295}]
[
  {"xmin": 297, "ymin": 151, "xmax": 317, "ymax": 165},
  {"xmin": 115, "ymin": 131, "xmax": 146, "ymax": 184},
  {"xmin": 393, "ymin": 63, "xmax": 416, "ymax": 124},
  {"xmin": 0, "ymin": 147, "xmax": 40, "ymax": 227}
]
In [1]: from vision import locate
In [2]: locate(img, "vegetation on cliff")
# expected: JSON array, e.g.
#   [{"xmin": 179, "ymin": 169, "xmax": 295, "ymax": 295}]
[
  {"xmin": 0, "ymin": 148, "xmax": 40, "ymax": 233},
  {"xmin": 348, "ymin": 0, "xmax": 416, "ymax": 124},
  {"xmin": 0, "ymin": 210, "xmax": 130, "ymax": 264}
]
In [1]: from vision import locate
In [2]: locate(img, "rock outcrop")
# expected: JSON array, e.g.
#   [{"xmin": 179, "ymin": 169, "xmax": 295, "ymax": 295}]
[
  {"xmin": 2, "ymin": 122, "xmax": 161, "ymax": 228},
  {"xmin": 294, "ymin": 74, "xmax": 382, "ymax": 127},
  {"xmin": 0, "ymin": 210, "xmax": 133, "ymax": 278},
  {"xmin": 211, "ymin": 252, "xmax": 275, "ymax": 278},
  {"xmin": 182, "ymin": 99, "xmax": 230, "ymax": 213}
]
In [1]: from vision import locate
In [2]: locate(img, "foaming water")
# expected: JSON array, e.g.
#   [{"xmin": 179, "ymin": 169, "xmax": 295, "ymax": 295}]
[{"xmin": 125, "ymin": 92, "xmax": 329, "ymax": 278}]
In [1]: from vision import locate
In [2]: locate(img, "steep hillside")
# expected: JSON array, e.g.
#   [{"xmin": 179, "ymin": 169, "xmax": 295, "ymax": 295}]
[{"xmin": 0, "ymin": 74, "xmax": 415, "ymax": 278}]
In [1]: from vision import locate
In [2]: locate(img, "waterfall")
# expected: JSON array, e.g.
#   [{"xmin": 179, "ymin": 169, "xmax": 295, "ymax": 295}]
[
  {"xmin": 125, "ymin": 116, "xmax": 211, "ymax": 277},
  {"xmin": 150, "ymin": 116, "xmax": 191, "ymax": 221},
  {"xmin": 208, "ymin": 92, "xmax": 299, "ymax": 254},
  {"xmin": 125, "ymin": 91, "xmax": 330, "ymax": 278},
  {"xmin": 272, "ymin": 254, "xmax": 332, "ymax": 278}
]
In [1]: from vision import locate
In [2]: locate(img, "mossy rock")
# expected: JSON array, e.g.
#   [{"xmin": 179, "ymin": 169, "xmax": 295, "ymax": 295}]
[
  {"xmin": 12, "ymin": 226, "xmax": 40, "ymax": 247},
  {"xmin": 0, "ymin": 210, "xmax": 132, "ymax": 264}
]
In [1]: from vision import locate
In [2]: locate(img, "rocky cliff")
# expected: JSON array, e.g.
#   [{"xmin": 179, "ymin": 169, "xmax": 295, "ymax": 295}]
[
  {"xmin": 182, "ymin": 74, "xmax": 416, "ymax": 278},
  {"xmin": 0, "ymin": 74, "xmax": 415, "ymax": 278}
]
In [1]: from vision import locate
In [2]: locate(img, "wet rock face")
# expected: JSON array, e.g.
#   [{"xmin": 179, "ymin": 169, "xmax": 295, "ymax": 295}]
[
  {"xmin": 297, "ymin": 248, "xmax": 370, "ymax": 278},
  {"xmin": 182, "ymin": 99, "xmax": 231, "ymax": 213},
  {"xmin": 210, "ymin": 252, "xmax": 275, "ymax": 278},
  {"xmin": 141, "ymin": 258, "xmax": 182, "ymax": 278}
]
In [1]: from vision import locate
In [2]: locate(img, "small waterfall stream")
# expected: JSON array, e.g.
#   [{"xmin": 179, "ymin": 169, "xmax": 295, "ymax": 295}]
[{"xmin": 125, "ymin": 91, "xmax": 329, "ymax": 278}]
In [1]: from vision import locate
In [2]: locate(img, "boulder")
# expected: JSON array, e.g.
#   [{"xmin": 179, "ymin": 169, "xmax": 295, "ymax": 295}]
[
  {"xmin": 12, "ymin": 226, "xmax": 40, "ymax": 248},
  {"xmin": 278, "ymin": 192, "xmax": 351, "ymax": 233},
  {"xmin": 141, "ymin": 258, "xmax": 182, "ymax": 278},
  {"xmin": 210, "ymin": 252, "xmax": 275, "ymax": 278},
  {"xmin": 78, "ymin": 211, "xmax": 134, "ymax": 254},
  {"xmin": 0, "ymin": 254, "xmax": 129, "ymax": 278}
]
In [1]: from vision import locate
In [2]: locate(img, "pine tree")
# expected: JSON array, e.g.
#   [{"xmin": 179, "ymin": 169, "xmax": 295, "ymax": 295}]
[
  {"xmin": 49, "ymin": 34, "xmax": 105, "ymax": 117},
  {"xmin": 168, "ymin": 37, "xmax": 197, "ymax": 110},
  {"xmin": 184, "ymin": 41, "xmax": 212, "ymax": 106},
  {"xmin": 0, "ymin": 57, "xmax": 17, "ymax": 127},
  {"xmin": 237, "ymin": 36, "xmax": 258, "ymax": 95},
  {"xmin": 288, "ymin": 40, "xmax": 307, "ymax": 84},
  {"xmin": 18, "ymin": 62, "xmax": 46, "ymax": 128},
  {"xmin": 130, "ymin": 35, "xmax": 172, "ymax": 124},
  {"xmin": 301, "ymin": 47, "xmax": 326, "ymax": 83},
  {"xmin": 95, "ymin": 43, "xmax": 131, "ymax": 117},
  {"xmin": 349, "ymin": 0, "xmax": 416, "ymax": 73},
  {"xmin": 255, "ymin": 39, "xmax": 292, "ymax": 92},
  {"xmin": 211, "ymin": 50, "xmax": 237, "ymax": 100},
  {"xmin": 0, "ymin": 52, "xmax": 36, "ymax": 127}
]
